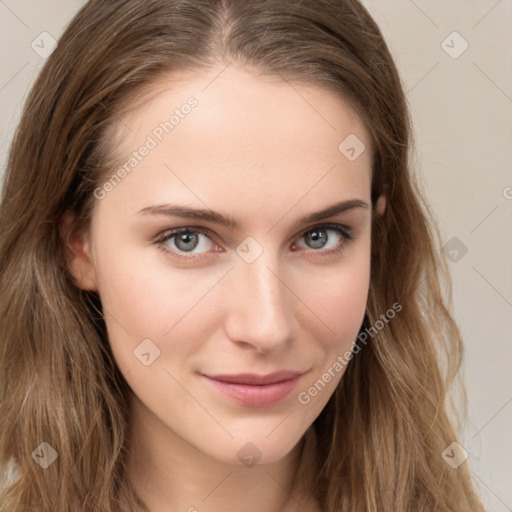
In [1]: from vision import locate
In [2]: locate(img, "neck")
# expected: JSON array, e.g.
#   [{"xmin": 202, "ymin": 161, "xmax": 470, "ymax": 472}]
[{"xmin": 125, "ymin": 395, "xmax": 320, "ymax": 512}]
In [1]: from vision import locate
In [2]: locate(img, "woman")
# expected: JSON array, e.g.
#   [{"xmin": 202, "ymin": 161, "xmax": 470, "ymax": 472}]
[{"xmin": 0, "ymin": 0, "xmax": 486, "ymax": 511}]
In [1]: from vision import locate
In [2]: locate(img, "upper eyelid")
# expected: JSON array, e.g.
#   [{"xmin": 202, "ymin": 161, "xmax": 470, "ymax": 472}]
[
  {"xmin": 156, "ymin": 225, "xmax": 217, "ymax": 244},
  {"xmin": 157, "ymin": 223, "xmax": 351, "ymax": 248}
]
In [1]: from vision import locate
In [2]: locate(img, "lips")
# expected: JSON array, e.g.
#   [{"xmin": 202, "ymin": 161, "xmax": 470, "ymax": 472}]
[
  {"xmin": 204, "ymin": 370, "xmax": 304, "ymax": 386},
  {"xmin": 201, "ymin": 370, "xmax": 305, "ymax": 407}
]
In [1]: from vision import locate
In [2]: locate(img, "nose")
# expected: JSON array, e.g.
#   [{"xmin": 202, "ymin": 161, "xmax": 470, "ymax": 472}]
[{"xmin": 223, "ymin": 253, "xmax": 298, "ymax": 353}]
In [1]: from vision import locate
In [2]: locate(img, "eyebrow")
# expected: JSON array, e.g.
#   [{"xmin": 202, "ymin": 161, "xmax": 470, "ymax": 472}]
[{"xmin": 137, "ymin": 199, "xmax": 369, "ymax": 230}]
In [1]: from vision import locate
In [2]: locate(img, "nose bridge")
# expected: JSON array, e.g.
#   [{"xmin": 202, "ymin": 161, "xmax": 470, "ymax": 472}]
[{"xmin": 223, "ymin": 250, "xmax": 296, "ymax": 350}]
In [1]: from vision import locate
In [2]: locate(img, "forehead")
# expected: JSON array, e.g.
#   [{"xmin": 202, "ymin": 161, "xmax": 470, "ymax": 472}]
[{"xmin": 97, "ymin": 66, "xmax": 373, "ymax": 221}]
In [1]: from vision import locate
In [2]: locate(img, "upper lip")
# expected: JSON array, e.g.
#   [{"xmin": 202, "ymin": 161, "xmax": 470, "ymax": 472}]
[{"xmin": 202, "ymin": 370, "xmax": 305, "ymax": 386}]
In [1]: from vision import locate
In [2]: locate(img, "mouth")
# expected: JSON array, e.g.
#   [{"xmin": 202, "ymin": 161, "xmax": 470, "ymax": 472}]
[{"xmin": 200, "ymin": 370, "xmax": 306, "ymax": 407}]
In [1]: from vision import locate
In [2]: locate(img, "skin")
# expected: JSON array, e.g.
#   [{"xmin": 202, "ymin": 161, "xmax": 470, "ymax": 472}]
[{"xmin": 67, "ymin": 65, "xmax": 386, "ymax": 512}]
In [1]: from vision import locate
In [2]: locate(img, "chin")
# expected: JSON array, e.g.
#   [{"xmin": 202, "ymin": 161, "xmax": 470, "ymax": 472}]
[{"xmin": 208, "ymin": 431, "xmax": 305, "ymax": 469}]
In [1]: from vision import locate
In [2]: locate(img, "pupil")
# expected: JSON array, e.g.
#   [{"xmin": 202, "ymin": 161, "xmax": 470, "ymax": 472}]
[
  {"xmin": 307, "ymin": 229, "xmax": 327, "ymax": 249},
  {"xmin": 176, "ymin": 232, "xmax": 198, "ymax": 251}
]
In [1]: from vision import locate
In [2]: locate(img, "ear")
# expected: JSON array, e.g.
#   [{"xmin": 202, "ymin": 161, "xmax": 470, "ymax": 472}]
[
  {"xmin": 374, "ymin": 194, "xmax": 387, "ymax": 217},
  {"xmin": 61, "ymin": 213, "xmax": 98, "ymax": 291}
]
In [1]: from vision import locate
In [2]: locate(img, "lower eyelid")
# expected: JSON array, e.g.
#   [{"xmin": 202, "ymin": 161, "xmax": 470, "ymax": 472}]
[{"xmin": 156, "ymin": 224, "xmax": 353, "ymax": 257}]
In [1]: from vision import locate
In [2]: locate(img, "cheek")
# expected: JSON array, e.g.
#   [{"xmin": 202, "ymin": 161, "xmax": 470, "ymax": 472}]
[
  {"xmin": 92, "ymin": 222, "xmax": 370, "ymax": 377},
  {"xmin": 91, "ymin": 241, "xmax": 227, "ymax": 371},
  {"xmin": 293, "ymin": 245, "xmax": 371, "ymax": 349}
]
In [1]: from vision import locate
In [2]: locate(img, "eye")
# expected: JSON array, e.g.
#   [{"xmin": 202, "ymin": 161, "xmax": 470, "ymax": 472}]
[
  {"xmin": 154, "ymin": 223, "xmax": 354, "ymax": 261},
  {"xmin": 156, "ymin": 228, "xmax": 217, "ymax": 257},
  {"xmin": 293, "ymin": 223, "xmax": 354, "ymax": 254}
]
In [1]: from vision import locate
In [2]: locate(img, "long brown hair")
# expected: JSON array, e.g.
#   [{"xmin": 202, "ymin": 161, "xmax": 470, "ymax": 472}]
[{"xmin": 0, "ymin": 1, "xmax": 485, "ymax": 510}]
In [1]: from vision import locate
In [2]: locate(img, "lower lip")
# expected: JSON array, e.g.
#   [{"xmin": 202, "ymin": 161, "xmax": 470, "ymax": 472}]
[{"xmin": 202, "ymin": 375, "xmax": 302, "ymax": 407}]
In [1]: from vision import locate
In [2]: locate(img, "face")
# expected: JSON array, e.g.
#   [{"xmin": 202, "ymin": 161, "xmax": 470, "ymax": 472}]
[{"xmin": 69, "ymin": 65, "xmax": 384, "ymax": 466}]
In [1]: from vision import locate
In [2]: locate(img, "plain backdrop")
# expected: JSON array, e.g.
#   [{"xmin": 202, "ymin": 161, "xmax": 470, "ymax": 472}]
[{"xmin": 0, "ymin": 1, "xmax": 511, "ymax": 510}]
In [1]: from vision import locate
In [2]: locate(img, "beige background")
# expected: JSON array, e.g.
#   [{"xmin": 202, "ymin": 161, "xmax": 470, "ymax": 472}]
[{"xmin": 1, "ymin": 1, "xmax": 511, "ymax": 510}]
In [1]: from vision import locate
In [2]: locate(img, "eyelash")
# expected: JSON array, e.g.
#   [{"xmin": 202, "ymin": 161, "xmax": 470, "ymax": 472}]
[{"xmin": 154, "ymin": 223, "xmax": 355, "ymax": 261}]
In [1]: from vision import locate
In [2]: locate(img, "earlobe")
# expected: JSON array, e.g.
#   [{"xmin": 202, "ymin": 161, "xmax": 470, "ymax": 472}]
[
  {"xmin": 375, "ymin": 194, "xmax": 387, "ymax": 216},
  {"xmin": 61, "ymin": 213, "xmax": 98, "ymax": 291}
]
